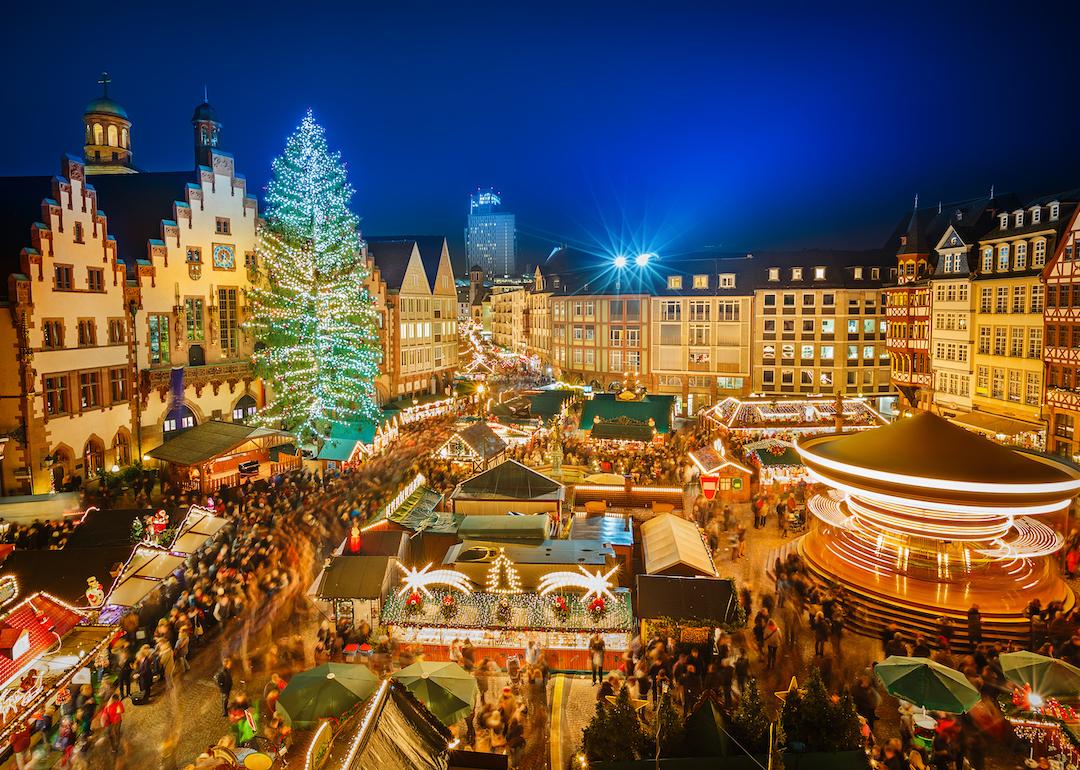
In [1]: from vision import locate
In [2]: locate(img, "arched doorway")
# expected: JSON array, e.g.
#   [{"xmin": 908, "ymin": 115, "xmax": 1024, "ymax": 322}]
[
  {"xmin": 83, "ymin": 438, "xmax": 105, "ymax": 478},
  {"xmin": 50, "ymin": 446, "xmax": 73, "ymax": 490},
  {"xmin": 188, "ymin": 344, "xmax": 206, "ymax": 367},
  {"xmin": 163, "ymin": 404, "xmax": 197, "ymax": 441},
  {"xmin": 232, "ymin": 394, "xmax": 257, "ymax": 424}
]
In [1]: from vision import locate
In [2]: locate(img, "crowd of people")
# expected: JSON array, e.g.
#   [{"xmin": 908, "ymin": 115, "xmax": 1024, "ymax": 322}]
[{"xmin": 0, "ymin": 516, "xmax": 82, "ymax": 550}]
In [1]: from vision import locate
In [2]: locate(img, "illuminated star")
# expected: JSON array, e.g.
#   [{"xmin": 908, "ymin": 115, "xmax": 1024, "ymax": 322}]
[{"xmin": 775, "ymin": 676, "xmax": 799, "ymax": 703}]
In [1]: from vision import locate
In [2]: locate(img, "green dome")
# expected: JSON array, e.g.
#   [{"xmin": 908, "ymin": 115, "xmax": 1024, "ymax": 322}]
[
  {"xmin": 191, "ymin": 101, "xmax": 217, "ymax": 122},
  {"xmin": 84, "ymin": 97, "xmax": 128, "ymax": 120}
]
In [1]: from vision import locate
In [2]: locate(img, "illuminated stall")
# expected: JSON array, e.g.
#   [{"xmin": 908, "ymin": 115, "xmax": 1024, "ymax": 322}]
[
  {"xmin": 797, "ymin": 412, "xmax": 1080, "ymax": 643},
  {"xmin": 436, "ymin": 422, "xmax": 508, "ymax": 473},
  {"xmin": 706, "ymin": 395, "xmax": 888, "ymax": 437},
  {"xmin": 688, "ymin": 441, "xmax": 753, "ymax": 503},
  {"xmin": 382, "ymin": 549, "xmax": 632, "ymax": 671}
]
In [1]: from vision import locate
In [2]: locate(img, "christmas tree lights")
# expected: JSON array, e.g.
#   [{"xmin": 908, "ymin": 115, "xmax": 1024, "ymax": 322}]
[
  {"xmin": 485, "ymin": 548, "xmax": 522, "ymax": 595},
  {"xmin": 244, "ymin": 111, "xmax": 381, "ymax": 446}
]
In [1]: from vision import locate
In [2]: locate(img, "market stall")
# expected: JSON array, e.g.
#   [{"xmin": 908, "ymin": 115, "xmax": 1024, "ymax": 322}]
[
  {"xmin": 436, "ymin": 422, "xmax": 508, "ymax": 472},
  {"xmin": 742, "ymin": 439, "xmax": 806, "ymax": 485},
  {"xmin": 317, "ymin": 414, "xmax": 400, "ymax": 470},
  {"xmin": 639, "ymin": 513, "xmax": 719, "ymax": 578},
  {"xmin": 449, "ymin": 460, "xmax": 564, "ymax": 517},
  {"xmin": 688, "ymin": 440, "xmax": 753, "ymax": 503}
]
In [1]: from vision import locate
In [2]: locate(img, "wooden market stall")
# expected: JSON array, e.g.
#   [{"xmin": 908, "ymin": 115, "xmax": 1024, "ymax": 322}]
[
  {"xmin": 146, "ymin": 421, "xmax": 298, "ymax": 493},
  {"xmin": 639, "ymin": 513, "xmax": 719, "ymax": 578},
  {"xmin": 688, "ymin": 441, "xmax": 753, "ymax": 503},
  {"xmin": 449, "ymin": 460, "xmax": 564, "ymax": 517},
  {"xmin": 316, "ymin": 414, "xmax": 400, "ymax": 471},
  {"xmin": 437, "ymin": 422, "xmax": 508, "ymax": 473},
  {"xmin": 579, "ymin": 393, "xmax": 675, "ymax": 444},
  {"xmin": 635, "ymin": 574, "xmax": 742, "ymax": 649}
]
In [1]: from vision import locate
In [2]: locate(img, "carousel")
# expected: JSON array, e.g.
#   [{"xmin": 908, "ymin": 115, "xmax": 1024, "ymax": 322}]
[{"xmin": 796, "ymin": 412, "xmax": 1080, "ymax": 642}]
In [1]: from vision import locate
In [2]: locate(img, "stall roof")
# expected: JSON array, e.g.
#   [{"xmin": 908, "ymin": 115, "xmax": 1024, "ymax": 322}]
[
  {"xmin": 640, "ymin": 514, "xmax": 718, "ymax": 577},
  {"xmin": 450, "ymin": 460, "xmax": 564, "ymax": 502},
  {"xmin": 105, "ymin": 548, "xmax": 186, "ymax": 607},
  {"xmin": 334, "ymin": 681, "xmax": 450, "ymax": 770},
  {"xmin": 579, "ymin": 394, "xmax": 674, "ymax": 440},
  {"xmin": 147, "ymin": 421, "xmax": 292, "ymax": 466},
  {"xmin": 636, "ymin": 574, "xmax": 739, "ymax": 625},
  {"xmin": 444, "ymin": 539, "xmax": 612, "ymax": 566},
  {"xmin": 446, "ymin": 423, "xmax": 507, "ymax": 461},
  {"xmin": 568, "ymin": 513, "xmax": 635, "ymax": 548},
  {"xmin": 169, "ymin": 506, "xmax": 229, "ymax": 555},
  {"xmin": 316, "ymin": 555, "xmax": 393, "ymax": 600},
  {"xmin": 385, "ymin": 487, "xmax": 450, "ymax": 532},
  {"xmin": 317, "ymin": 416, "xmax": 394, "ymax": 461},
  {"xmin": 455, "ymin": 515, "xmax": 548, "ymax": 542},
  {"xmin": 0, "ymin": 592, "xmax": 85, "ymax": 690}
]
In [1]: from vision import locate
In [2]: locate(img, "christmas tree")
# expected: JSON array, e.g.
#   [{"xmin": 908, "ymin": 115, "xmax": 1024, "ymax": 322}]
[
  {"xmin": 730, "ymin": 677, "xmax": 772, "ymax": 754},
  {"xmin": 245, "ymin": 111, "xmax": 381, "ymax": 446},
  {"xmin": 780, "ymin": 667, "xmax": 861, "ymax": 753},
  {"xmin": 653, "ymin": 689, "xmax": 686, "ymax": 758},
  {"xmin": 485, "ymin": 548, "xmax": 523, "ymax": 594},
  {"xmin": 581, "ymin": 686, "xmax": 649, "ymax": 762}
]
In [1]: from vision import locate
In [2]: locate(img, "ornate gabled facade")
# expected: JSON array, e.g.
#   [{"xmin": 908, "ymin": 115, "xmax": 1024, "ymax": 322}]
[
  {"xmin": 363, "ymin": 236, "xmax": 458, "ymax": 403},
  {"xmin": 1041, "ymin": 198, "xmax": 1080, "ymax": 457},
  {"xmin": 0, "ymin": 83, "xmax": 267, "ymax": 494},
  {"xmin": 1, "ymin": 155, "xmax": 135, "ymax": 494}
]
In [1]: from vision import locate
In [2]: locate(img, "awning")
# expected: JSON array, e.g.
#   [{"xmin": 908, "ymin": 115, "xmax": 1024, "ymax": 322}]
[
  {"xmin": 949, "ymin": 410, "xmax": 1045, "ymax": 438},
  {"xmin": 147, "ymin": 421, "xmax": 293, "ymax": 466},
  {"xmin": 105, "ymin": 548, "xmax": 186, "ymax": 607},
  {"xmin": 640, "ymin": 514, "xmax": 718, "ymax": 577},
  {"xmin": 316, "ymin": 555, "xmax": 393, "ymax": 600},
  {"xmin": 169, "ymin": 506, "xmax": 229, "ymax": 555}
]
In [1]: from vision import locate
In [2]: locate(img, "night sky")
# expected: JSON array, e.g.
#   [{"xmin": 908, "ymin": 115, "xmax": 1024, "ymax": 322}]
[{"xmin": 5, "ymin": 1, "xmax": 1080, "ymax": 272}]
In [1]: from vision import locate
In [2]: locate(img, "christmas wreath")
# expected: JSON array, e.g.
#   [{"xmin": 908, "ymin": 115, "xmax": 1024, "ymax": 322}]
[
  {"xmin": 552, "ymin": 595, "xmax": 570, "ymax": 620},
  {"xmin": 441, "ymin": 593, "xmax": 457, "ymax": 618},
  {"xmin": 404, "ymin": 591, "xmax": 423, "ymax": 614},
  {"xmin": 588, "ymin": 596, "xmax": 607, "ymax": 617}
]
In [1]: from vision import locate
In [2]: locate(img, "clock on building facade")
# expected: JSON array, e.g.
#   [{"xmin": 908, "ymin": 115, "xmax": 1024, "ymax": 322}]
[{"xmin": 212, "ymin": 243, "xmax": 236, "ymax": 270}]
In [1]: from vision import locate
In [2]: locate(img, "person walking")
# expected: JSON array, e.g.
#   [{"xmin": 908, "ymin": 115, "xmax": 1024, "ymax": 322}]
[
  {"xmin": 967, "ymin": 604, "xmax": 982, "ymax": 649},
  {"xmin": 812, "ymin": 611, "xmax": 830, "ymax": 657},
  {"xmin": 763, "ymin": 619, "xmax": 780, "ymax": 670},
  {"xmin": 102, "ymin": 693, "xmax": 124, "ymax": 754},
  {"xmin": 214, "ymin": 658, "xmax": 234, "ymax": 717},
  {"xmin": 589, "ymin": 632, "xmax": 606, "ymax": 685}
]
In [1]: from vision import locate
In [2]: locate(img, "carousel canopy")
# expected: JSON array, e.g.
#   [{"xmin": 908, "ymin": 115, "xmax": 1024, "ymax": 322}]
[
  {"xmin": 640, "ymin": 514, "xmax": 718, "ymax": 577},
  {"xmin": 147, "ymin": 421, "xmax": 293, "ymax": 467},
  {"xmin": 450, "ymin": 460, "xmax": 564, "ymax": 502},
  {"xmin": 800, "ymin": 412, "xmax": 1076, "ymax": 486},
  {"xmin": 580, "ymin": 394, "xmax": 674, "ymax": 440}
]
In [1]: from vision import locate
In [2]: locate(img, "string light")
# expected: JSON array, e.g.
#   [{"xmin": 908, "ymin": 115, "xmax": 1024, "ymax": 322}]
[
  {"xmin": 537, "ymin": 565, "xmax": 618, "ymax": 602},
  {"xmin": 397, "ymin": 563, "xmax": 474, "ymax": 597},
  {"xmin": 485, "ymin": 549, "xmax": 523, "ymax": 595},
  {"xmin": 244, "ymin": 110, "xmax": 382, "ymax": 447}
]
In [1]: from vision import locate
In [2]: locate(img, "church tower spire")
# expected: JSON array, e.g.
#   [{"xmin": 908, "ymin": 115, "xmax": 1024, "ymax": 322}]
[
  {"xmin": 192, "ymin": 95, "xmax": 221, "ymax": 168},
  {"xmin": 83, "ymin": 72, "xmax": 136, "ymax": 174}
]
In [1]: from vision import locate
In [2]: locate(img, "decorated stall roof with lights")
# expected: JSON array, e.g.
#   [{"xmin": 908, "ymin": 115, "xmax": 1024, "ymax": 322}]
[
  {"xmin": 436, "ymin": 422, "xmax": 508, "ymax": 472},
  {"xmin": 580, "ymin": 394, "xmax": 674, "ymax": 443},
  {"xmin": 706, "ymin": 395, "xmax": 888, "ymax": 433},
  {"xmin": 450, "ymin": 460, "xmax": 564, "ymax": 516}
]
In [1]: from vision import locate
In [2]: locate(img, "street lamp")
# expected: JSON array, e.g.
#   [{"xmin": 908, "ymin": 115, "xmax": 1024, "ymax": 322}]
[
  {"xmin": 635, "ymin": 252, "xmax": 654, "ymax": 267},
  {"xmin": 612, "ymin": 254, "xmax": 627, "ymax": 269}
]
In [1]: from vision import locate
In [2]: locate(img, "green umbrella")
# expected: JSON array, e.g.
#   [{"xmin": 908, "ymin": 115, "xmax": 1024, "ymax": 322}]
[
  {"xmin": 1000, "ymin": 651, "xmax": 1080, "ymax": 699},
  {"xmin": 875, "ymin": 656, "xmax": 980, "ymax": 713},
  {"xmin": 391, "ymin": 660, "xmax": 478, "ymax": 725},
  {"xmin": 276, "ymin": 663, "xmax": 379, "ymax": 729}
]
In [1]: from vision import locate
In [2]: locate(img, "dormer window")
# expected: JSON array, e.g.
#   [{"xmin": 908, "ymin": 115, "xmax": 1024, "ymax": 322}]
[
  {"xmin": 768, "ymin": 268, "xmax": 780, "ymax": 282},
  {"xmin": 1000, "ymin": 213, "xmax": 1009, "ymax": 229},
  {"xmin": 667, "ymin": 276, "xmax": 682, "ymax": 290},
  {"xmin": 814, "ymin": 266, "xmax": 827, "ymax": 281},
  {"xmin": 998, "ymin": 244, "xmax": 1010, "ymax": 271},
  {"xmin": 718, "ymin": 273, "xmax": 735, "ymax": 288},
  {"xmin": 1014, "ymin": 211, "xmax": 1024, "ymax": 227},
  {"xmin": 900, "ymin": 235, "xmax": 908, "ymax": 246},
  {"xmin": 692, "ymin": 274, "xmax": 708, "ymax": 289},
  {"xmin": 1051, "ymin": 202, "xmax": 1060, "ymax": 221},
  {"xmin": 982, "ymin": 247, "xmax": 993, "ymax": 272},
  {"xmin": 791, "ymin": 267, "xmax": 803, "ymax": 281},
  {"xmin": 1032, "ymin": 207, "xmax": 1041, "ymax": 224},
  {"xmin": 852, "ymin": 267, "xmax": 863, "ymax": 280},
  {"xmin": 871, "ymin": 267, "xmax": 880, "ymax": 280}
]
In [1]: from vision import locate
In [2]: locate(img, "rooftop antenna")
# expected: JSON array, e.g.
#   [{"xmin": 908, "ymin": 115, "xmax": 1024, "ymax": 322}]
[
  {"xmin": 914, "ymin": 193, "xmax": 919, "ymax": 210},
  {"xmin": 203, "ymin": 84, "xmax": 208, "ymax": 103},
  {"xmin": 990, "ymin": 184, "xmax": 995, "ymax": 199}
]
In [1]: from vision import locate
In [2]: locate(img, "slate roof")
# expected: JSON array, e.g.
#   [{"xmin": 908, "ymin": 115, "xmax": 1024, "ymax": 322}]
[
  {"xmin": 365, "ymin": 235, "xmax": 447, "ymax": 292},
  {"xmin": 0, "ymin": 175, "xmax": 52, "ymax": 299},
  {"xmin": 87, "ymin": 170, "xmax": 194, "ymax": 267}
]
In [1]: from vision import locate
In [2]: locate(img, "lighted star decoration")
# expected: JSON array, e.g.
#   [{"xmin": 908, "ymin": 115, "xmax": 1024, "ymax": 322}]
[
  {"xmin": 775, "ymin": 676, "xmax": 799, "ymax": 703},
  {"xmin": 537, "ymin": 565, "xmax": 619, "ymax": 603},
  {"xmin": 396, "ymin": 563, "xmax": 474, "ymax": 597},
  {"xmin": 606, "ymin": 695, "xmax": 649, "ymax": 711}
]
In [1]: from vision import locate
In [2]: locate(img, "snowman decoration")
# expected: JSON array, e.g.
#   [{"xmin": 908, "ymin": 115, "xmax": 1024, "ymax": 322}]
[{"xmin": 85, "ymin": 576, "xmax": 104, "ymax": 607}]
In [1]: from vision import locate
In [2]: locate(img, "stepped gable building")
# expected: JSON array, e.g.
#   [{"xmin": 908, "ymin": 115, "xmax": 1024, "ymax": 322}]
[
  {"xmin": 363, "ymin": 236, "xmax": 458, "ymax": 403},
  {"xmin": 0, "ymin": 80, "xmax": 263, "ymax": 494}
]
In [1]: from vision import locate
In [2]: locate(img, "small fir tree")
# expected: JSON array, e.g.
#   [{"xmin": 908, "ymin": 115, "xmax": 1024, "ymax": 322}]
[
  {"xmin": 780, "ymin": 667, "xmax": 861, "ymax": 753},
  {"xmin": 582, "ymin": 686, "xmax": 649, "ymax": 762},
  {"xmin": 653, "ymin": 689, "xmax": 686, "ymax": 758},
  {"xmin": 730, "ymin": 677, "xmax": 772, "ymax": 754},
  {"xmin": 245, "ymin": 111, "xmax": 381, "ymax": 446}
]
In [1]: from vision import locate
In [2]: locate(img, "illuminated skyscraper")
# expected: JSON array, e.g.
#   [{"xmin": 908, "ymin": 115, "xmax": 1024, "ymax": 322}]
[{"xmin": 466, "ymin": 188, "xmax": 516, "ymax": 277}]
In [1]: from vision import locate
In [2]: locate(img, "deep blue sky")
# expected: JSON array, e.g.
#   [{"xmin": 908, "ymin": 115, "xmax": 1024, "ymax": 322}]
[{"xmin": 5, "ymin": 1, "xmax": 1080, "ymax": 273}]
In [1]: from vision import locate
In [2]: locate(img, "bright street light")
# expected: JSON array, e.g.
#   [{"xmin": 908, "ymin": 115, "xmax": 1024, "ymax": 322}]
[
  {"xmin": 635, "ymin": 252, "xmax": 654, "ymax": 267},
  {"xmin": 613, "ymin": 255, "xmax": 627, "ymax": 269}
]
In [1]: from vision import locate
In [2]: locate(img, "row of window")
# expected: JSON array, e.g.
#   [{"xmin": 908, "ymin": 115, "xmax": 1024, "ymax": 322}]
[
  {"xmin": 763, "ymin": 293, "xmax": 882, "ymax": 309},
  {"xmin": 1048, "ymin": 365, "xmax": 1080, "ymax": 393},
  {"xmin": 1046, "ymin": 284, "xmax": 1080, "ymax": 308},
  {"xmin": 54, "ymin": 265, "xmax": 105, "ymax": 292},
  {"xmin": 147, "ymin": 288, "xmax": 241, "ymax": 364},
  {"xmin": 766, "ymin": 266, "xmax": 882, "ymax": 282},
  {"xmin": 975, "ymin": 367, "xmax": 1041, "ymax": 405},
  {"xmin": 762, "ymin": 344, "xmax": 886, "ymax": 363},
  {"xmin": 665, "ymin": 274, "xmax": 739, "ymax": 290},
  {"xmin": 933, "ymin": 342, "xmax": 969, "ymax": 363},
  {"xmin": 977, "ymin": 241, "xmax": 1047, "ymax": 274},
  {"xmin": 936, "ymin": 372, "xmax": 970, "ymax": 397},
  {"xmin": 761, "ymin": 369, "xmax": 880, "ymax": 387},
  {"xmin": 764, "ymin": 318, "xmax": 884, "ymax": 336},
  {"xmin": 41, "ymin": 317, "xmax": 126, "ymax": 350},
  {"xmin": 977, "ymin": 285, "xmax": 1044, "ymax": 314},
  {"xmin": 886, "ymin": 321, "xmax": 930, "ymax": 341},
  {"xmin": 44, "ymin": 367, "xmax": 129, "ymax": 416},
  {"xmin": 976, "ymin": 326, "xmax": 1042, "ymax": 358},
  {"xmin": 933, "ymin": 283, "xmax": 970, "ymax": 303},
  {"xmin": 933, "ymin": 313, "xmax": 969, "ymax": 332},
  {"xmin": 998, "ymin": 204, "xmax": 1060, "ymax": 230}
]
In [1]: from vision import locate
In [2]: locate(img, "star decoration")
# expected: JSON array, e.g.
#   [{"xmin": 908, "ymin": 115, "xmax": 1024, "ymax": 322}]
[{"xmin": 775, "ymin": 676, "xmax": 799, "ymax": 703}]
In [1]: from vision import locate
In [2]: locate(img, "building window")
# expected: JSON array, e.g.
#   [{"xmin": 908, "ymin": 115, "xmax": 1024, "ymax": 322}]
[
  {"xmin": 982, "ymin": 248, "xmax": 993, "ymax": 272},
  {"xmin": 781, "ymin": 370, "xmax": 794, "ymax": 385},
  {"xmin": 762, "ymin": 370, "xmax": 775, "ymax": 385},
  {"xmin": 1012, "ymin": 286, "xmax": 1026, "ymax": 313},
  {"xmin": 186, "ymin": 247, "xmax": 202, "ymax": 263},
  {"xmin": 185, "ymin": 298, "xmax": 205, "ymax": 341},
  {"xmin": 79, "ymin": 370, "xmax": 101, "ymax": 409},
  {"xmin": 215, "ymin": 217, "xmax": 231, "ymax": 235},
  {"xmin": 609, "ymin": 327, "xmax": 623, "ymax": 346},
  {"xmin": 991, "ymin": 369, "xmax": 1005, "ymax": 399},
  {"xmin": 689, "ymin": 325, "xmax": 710, "ymax": 346},
  {"xmin": 1051, "ymin": 202, "xmax": 1060, "ymax": 221},
  {"xmin": 42, "ymin": 319, "xmax": 64, "ymax": 350},
  {"xmin": 820, "ymin": 345, "xmax": 834, "ymax": 360},
  {"xmin": 113, "ymin": 430, "xmax": 131, "ymax": 465},
  {"xmin": 1028, "ymin": 327, "xmax": 1043, "ymax": 358},
  {"xmin": 667, "ymin": 276, "xmax": 683, "ymax": 290},
  {"xmin": 997, "ymin": 245, "xmax": 1010, "ymax": 271},
  {"xmin": 660, "ymin": 301, "xmax": 681, "ymax": 321},
  {"xmin": 1015, "ymin": 211, "xmax": 1024, "ymax": 227},
  {"xmin": 800, "ymin": 344, "xmax": 814, "ymax": 359},
  {"xmin": 1031, "ymin": 285, "xmax": 1044, "ymax": 312},
  {"xmin": 218, "ymin": 287, "xmax": 239, "ymax": 354},
  {"xmin": 763, "ymin": 294, "xmax": 776, "ymax": 307},
  {"xmin": 1033, "ymin": 240, "xmax": 1047, "ymax": 267},
  {"xmin": 692, "ymin": 274, "xmax": 708, "ymax": 289},
  {"xmin": 149, "ymin": 314, "xmax": 171, "ymax": 364},
  {"xmin": 1032, "ymin": 208, "xmax": 1042, "ymax": 224},
  {"xmin": 232, "ymin": 394, "xmax": 258, "ymax": 423},
  {"xmin": 77, "ymin": 319, "xmax": 97, "ymax": 347},
  {"xmin": 791, "ymin": 268, "xmax": 803, "ymax": 281},
  {"xmin": 54, "ymin": 264, "xmax": 74, "ymax": 290},
  {"xmin": 107, "ymin": 318, "xmax": 125, "ymax": 345},
  {"xmin": 768, "ymin": 268, "xmax": 780, "ymax": 282},
  {"xmin": 73, "ymin": 222, "xmax": 84, "ymax": 243},
  {"xmin": 1007, "ymin": 370, "xmax": 1022, "ymax": 402},
  {"xmin": 44, "ymin": 375, "xmax": 69, "ymax": 416},
  {"xmin": 783, "ymin": 294, "xmax": 795, "ymax": 307},
  {"xmin": 1000, "ymin": 214, "xmax": 1009, "ymax": 229},
  {"xmin": 871, "ymin": 267, "xmax": 880, "ymax": 280},
  {"xmin": 244, "ymin": 251, "xmax": 258, "ymax": 271},
  {"xmin": 109, "ymin": 367, "xmax": 127, "ymax": 403},
  {"xmin": 1026, "ymin": 373, "xmax": 1041, "ymax": 405},
  {"xmin": 993, "ymin": 327, "xmax": 1006, "ymax": 356},
  {"xmin": 609, "ymin": 350, "xmax": 623, "ymax": 371},
  {"xmin": 1015, "ymin": 242, "xmax": 1027, "ymax": 269},
  {"xmin": 1010, "ymin": 328, "xmax": 1024, "ymax": 357},
  {"xmin": 995, "ymin": 287, "xmax": 1008, "ymax": 313},
  {"xmin": 717, "ymin": 300, "xmax": 740, "ymax": 321},
  {"xmin": 853, "ymin": 266, "xmax": 863, "ymax": 280},
  {"xmin": 87, "ymin": 267, "xmax": 105, "ymax": 292},
  {"xmin": 689, "ymin": 301, "xmax": 710, "ymax": 321},
  {"xmin": 718, "ymin": 273, "xmax": 735, "ymax": 288}
]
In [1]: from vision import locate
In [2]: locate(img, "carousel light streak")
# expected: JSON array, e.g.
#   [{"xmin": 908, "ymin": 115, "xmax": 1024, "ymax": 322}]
[
  {"xmin": 537, "ymin": 565, "xmax": 619, "ymax": 603},
  {"xmin": 396, "ymin": 563, "xmax": 474, "ymax": 597}
]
